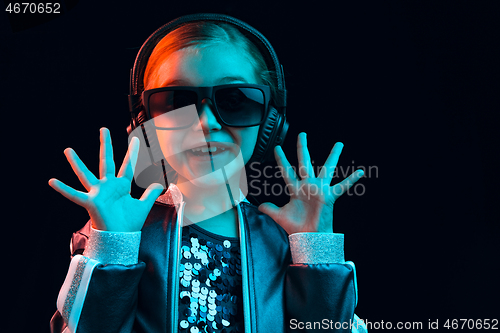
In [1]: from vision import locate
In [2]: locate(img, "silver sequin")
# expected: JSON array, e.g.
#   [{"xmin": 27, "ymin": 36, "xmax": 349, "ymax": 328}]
[{"xmin": 178, "ymin": 225, "xmax": 242, "ymax": 332}]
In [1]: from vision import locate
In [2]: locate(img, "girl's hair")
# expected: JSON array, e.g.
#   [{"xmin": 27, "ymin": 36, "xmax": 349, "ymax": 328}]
[{"xmin": 143, "ymin": 21, "xmax": 277, "ymax": 101}]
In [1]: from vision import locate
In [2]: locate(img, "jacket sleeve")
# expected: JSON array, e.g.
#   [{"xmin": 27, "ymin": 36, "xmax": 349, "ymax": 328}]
[
  {"xmin": 285, "ymin": 233, "xmax": 367, "ymax": 333},
  {"xmin": 50, "ymin": 224, "xmax": 146, "ymax": 333}
]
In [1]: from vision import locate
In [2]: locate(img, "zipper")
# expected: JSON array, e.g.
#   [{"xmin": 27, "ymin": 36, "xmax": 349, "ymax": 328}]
[
  {"xmin": 171, "ymin": 201, "xmax": 185, "ymax": 333},
  {"xmin": 236, "ymin": 201, "xmax": 253, "ymax": 333}
]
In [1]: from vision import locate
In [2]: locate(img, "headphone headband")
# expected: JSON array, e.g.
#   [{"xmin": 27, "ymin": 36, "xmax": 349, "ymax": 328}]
[{"xmin": 129, "ymin": 13, "xmax": 286, "ymax": 111}]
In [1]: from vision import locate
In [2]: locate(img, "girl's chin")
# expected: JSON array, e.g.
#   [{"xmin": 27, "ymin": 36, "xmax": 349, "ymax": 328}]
[
  {"xmin": 183, "ymin": 149, "xmax": 237, "ymax": 175},
  {"xmin": 183, "ymin": 174, "xmax": 227, "ymax": 188},
  {"xmin": 170, "ymin": 149, "xmax": 246, "ymax": 188},
  {"xmin": 179, "ymin": 165, "xmax": 245, "ymax": 189}
]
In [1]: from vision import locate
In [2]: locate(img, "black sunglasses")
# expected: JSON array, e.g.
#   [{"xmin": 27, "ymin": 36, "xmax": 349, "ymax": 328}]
[{"xmin": 142, "ymin": 84, "xmax": 271, "ymax": 129}]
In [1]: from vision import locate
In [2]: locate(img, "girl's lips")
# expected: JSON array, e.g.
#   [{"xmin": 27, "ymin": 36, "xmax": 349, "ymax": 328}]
[
  {"xmin": 185, "ymin": 147, "xmax": 232, "ymax": 163},
  {"xmin": 183, "ymin": 141, "xmax": 238, "ymax": 161},
  {"xmin": 183, "ymin": 141, "xmax": 235, "ymax": 151}
]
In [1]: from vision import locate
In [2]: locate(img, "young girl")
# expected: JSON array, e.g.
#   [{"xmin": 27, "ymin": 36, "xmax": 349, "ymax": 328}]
[{"xmin": 49, "ymin": 13, "xmax": 367, "ymax": 333}]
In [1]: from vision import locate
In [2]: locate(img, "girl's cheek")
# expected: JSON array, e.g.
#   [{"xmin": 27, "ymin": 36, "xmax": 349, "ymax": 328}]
[
  {"xmin": 233, "ymin": 127, "xmax": 259, "ymax": 162},
  {"xmin": 156, "ymin": 131, "xmax": 189, "ymax": 174},
  {"xmin": 156, "ymin": 131, "xmax": 181, "ymax": 157}
]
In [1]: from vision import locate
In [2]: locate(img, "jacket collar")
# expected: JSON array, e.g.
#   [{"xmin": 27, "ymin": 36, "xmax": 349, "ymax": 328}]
[{"xmin": 156, "ymin": 183, "xmax": 250, "ymax": 206}]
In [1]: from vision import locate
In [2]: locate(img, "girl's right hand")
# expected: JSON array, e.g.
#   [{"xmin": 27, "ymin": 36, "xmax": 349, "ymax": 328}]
[{"xmin": 48, "ymin": 127, "xmax": 164, "ymax": 232}]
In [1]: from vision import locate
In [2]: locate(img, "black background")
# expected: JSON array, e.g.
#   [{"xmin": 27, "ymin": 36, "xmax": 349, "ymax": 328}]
[{"xmin": 2, "ymin": 1, "xmax": 499, "ymax": 332}]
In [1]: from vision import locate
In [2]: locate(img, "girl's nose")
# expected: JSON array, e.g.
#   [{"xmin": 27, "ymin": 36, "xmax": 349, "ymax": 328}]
[{"xmin": 196, "ymin": 98, "xmax": 222, "ymax": 133}]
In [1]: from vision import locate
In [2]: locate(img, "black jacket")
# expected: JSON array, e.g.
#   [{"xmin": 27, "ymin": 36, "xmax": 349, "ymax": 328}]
[{"xmin": 50, "ymin": 199, "xmax": 365, "ymax": 333}]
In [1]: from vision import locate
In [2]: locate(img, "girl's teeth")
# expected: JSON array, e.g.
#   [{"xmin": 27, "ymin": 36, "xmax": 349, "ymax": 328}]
[{"xmin": 191, "ymin": 146, "xmax": 226, "ymax": 153}]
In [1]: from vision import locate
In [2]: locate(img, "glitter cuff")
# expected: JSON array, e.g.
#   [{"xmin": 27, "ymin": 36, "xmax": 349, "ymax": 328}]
[
  {"xmin": 56, "ymin": 255, "xmax": 100, "ymax": 332},
  {"xmin": 289, "ymin": 233, "xmax": 345, "ymax": 264},
  {"xmin": 84, "ymin": 227, "xmax": 141, "ymax": 265}
]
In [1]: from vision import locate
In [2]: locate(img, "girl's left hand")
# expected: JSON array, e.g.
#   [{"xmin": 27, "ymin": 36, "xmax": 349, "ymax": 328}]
[{"xmin": 258, "ymin": 132, "xmax": 364, "ymax": 234}]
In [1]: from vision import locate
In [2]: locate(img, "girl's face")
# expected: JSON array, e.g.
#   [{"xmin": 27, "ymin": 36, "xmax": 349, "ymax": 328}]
[{"xmin": 151, "ymin": 44, "xmax": 261, "ymax": 187}]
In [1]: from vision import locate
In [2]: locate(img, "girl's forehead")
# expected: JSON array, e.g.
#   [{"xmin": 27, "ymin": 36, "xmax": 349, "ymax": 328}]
[{"xmin": 156, "ymin": 45, "xmax": 258, "ymax": 87}]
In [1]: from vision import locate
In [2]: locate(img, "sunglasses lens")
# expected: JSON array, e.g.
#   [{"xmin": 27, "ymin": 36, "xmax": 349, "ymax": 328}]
[
  {"xmin": 215, "ymin": 87, "xmax": 265, "ymax": 126},
  {"xmin": 149, "ymin": 90, "xmax": 198, "ymax": 128},
  {"xmin": 147, "ymin": 86, "xmax": 267, "ymax": 128}
]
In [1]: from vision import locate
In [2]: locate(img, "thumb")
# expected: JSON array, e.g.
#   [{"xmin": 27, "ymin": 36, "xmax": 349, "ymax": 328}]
[
  {"xmin": 140, "ymin": 183, "xmax": 165, "ymax": 208},
  {"xmin": 258, "ymin": 202, "xmax": 281, "ymax": 221}
]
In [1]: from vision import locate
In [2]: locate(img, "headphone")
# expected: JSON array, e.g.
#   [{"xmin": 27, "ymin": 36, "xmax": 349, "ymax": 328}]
[{"xmin": 127, "ymin": 13, "xmax": 289, "ymax": 165}]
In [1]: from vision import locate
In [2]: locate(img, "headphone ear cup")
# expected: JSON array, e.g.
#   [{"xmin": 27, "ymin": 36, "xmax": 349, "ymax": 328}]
[
  {"xmin": 136, "ymin": 111, "xmax": 163, "ymax": 163},
  {"xmin": 129, "ymin": 111, "xmax": 176, "ymax": 187},
  {"xmin": 251, "ymin": 107, "xmax": 288, "ymax": 163}
]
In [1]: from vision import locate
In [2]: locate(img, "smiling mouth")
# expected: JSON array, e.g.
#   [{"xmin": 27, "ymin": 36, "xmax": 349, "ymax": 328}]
[{"xmin": 189, "ymin": 145, "xmax": 228, "ymax": 156}]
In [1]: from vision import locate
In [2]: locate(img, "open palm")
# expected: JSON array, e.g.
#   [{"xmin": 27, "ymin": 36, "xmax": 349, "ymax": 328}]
[
  {"xmin": 48, "ymin": 128, "xmax": 164, "ymax": 232},
  {"xmin": 258, "ymin": 133, "xmax": 364, "ymax": 234}
]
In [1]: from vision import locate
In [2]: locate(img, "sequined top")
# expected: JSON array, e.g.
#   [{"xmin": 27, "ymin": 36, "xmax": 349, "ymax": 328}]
[{"xmin": 178, "ymin": 219, "xmax": 243, "ymax": 333}]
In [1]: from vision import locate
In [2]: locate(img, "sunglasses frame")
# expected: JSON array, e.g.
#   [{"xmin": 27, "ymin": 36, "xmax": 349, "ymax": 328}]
[{"xmin": 142, "ymin": 84, "xmax": 271, "ymax": 129}]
